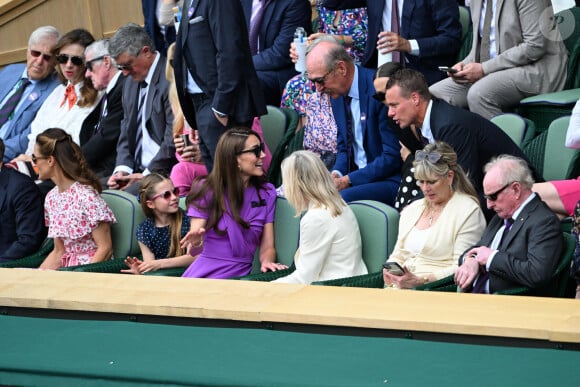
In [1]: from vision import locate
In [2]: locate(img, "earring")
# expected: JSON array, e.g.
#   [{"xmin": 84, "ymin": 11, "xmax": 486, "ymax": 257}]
[{"xmin": 238, "ymin": 165, "xmax": 242, "ymax": 171}]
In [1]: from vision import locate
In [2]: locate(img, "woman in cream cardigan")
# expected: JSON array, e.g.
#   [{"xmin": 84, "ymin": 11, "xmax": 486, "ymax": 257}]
[{"xmin": 383, "ymin": 141, "xmax": 486, "ymax": 289}]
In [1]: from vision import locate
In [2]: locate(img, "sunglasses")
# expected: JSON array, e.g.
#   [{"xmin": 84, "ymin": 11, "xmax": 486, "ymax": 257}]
[
  {"xmin": 372, "ymin": 91, "xmax": 386, "ymax": 102},
  {"xmin": 483, "ymin": 182, "xmax": 513, "ymax": 201},
  {"xmin": 30, "ymin": 49, "xmax": 52, "ymax": 62},
  {"xmin": 56, "ymin": 54, "xmax": 84, "ymax": 66},
  {"xmin": 31, "ymin": 154, "xmax": 49, "ymax": 163},
  {"xmin": 149, "ymin": 187, "xmax": 179, "ymax": 201},
  {"xmin": 116, "ymin": 49, "xmax": 143, "ymax": 71},
  {"xmin": 415, "ymin": 150, "xmax": 442, "ymax": 163},
  {"xmin": 237, "ymin": 142, "xmax": 265, "ymax": 158},
  {"xmin": 307, "ymin": 68, "xmax": 334, "ymax": 86},
  {"xmin": 86, "ymin": 55, "xmax": 106, "ymax": 72}
]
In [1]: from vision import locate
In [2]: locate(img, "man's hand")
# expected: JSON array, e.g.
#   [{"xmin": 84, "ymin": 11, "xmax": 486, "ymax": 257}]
[
  {"xmin": 451, "ymin": 62, "xmax": 485, "ymax": 84},
  {"xmin": 377, "ymin": 31, "xmax": 411, "ymax": 54},
  {"xmin": 333, "ymin": 175, "xmax": 351, "ymax": 191},
  {"xmin": 454, "ymin": 255, "xmax": 480, "ymax": 291}
]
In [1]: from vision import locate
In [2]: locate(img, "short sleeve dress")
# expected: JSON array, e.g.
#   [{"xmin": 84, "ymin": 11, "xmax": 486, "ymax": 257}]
[
  {"xmin": 181, "ymin": 183, "xmax": 276, "ymax": 279},
  {"xmin": 136, "ymin": 209, "xmax": 191, "ymax": 259},
  {"xmin": 44, "ymin": 182, "xmax": 116, "ymax": 267}
]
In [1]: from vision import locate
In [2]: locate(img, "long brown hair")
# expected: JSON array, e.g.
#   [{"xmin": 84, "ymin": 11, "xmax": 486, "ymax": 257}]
[
  {"xmin": 186, "ymin": 127, "xmax": 267, "ymax": 234},
  {"xmin": 138, "ymin": 173, "xmax": 184, "ymax": 257},
  {"xmin": 36, "ymin": 128, "xmax": 101, "ymax": 192}
]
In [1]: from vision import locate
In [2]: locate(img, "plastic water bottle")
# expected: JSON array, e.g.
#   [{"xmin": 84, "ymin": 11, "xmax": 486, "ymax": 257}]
[{"xmin": 294, "ymin": 27, "xmax": 307, "ymax": 73}]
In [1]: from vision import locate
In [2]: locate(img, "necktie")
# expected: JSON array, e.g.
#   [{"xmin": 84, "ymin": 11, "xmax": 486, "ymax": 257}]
[
  {"xmin": 344, "ymin": 95, "xmax": 356, "ymax": 171},
  {"xmin": 0, "ymin": 78, "xmax": 30, "ymax": 127},
  {"xmin": 134, "ymin": 81, "xmax": 148, "ymax": 171},
  {"xmin": 60, "ymin": 83, "xmax": 77, "ymax": 110},
  {"xmin": 479, "ymin": 0, "xmax": 493, "ymax": 63},
  {"xmin": 472, "ymin": 218, "xmax": 514, "ymax": 293},
  {"xmin": 391, "ymin": 0, "xmax": 402, "ymax": 64},
  {"xmin": 93, "ymin": 93, "xmax": 108, "ymax": 135},
  {"xmin": 249, "ymin": 0, "xmax": 271, "ymax": 55},
  {"xmin": 418, "ymin": 128, "xmax": 429, "ymax": 146}
]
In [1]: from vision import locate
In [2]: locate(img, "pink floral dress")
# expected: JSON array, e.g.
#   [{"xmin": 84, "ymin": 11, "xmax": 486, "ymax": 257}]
[{"xmin": 44, "ymin": 182, "xmax": 116, "ymax": 267}]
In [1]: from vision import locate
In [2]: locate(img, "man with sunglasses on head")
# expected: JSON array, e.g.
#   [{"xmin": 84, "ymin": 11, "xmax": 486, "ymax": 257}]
[
  {"xmin": 306, "ymin": 37, "xmax": 401, "ymax": 206},
  {"xmin": 454, "ymin": 155, "xmax": 562, "ymax": 295},
  {"xmin": 106, "ymin": 23, "xmax": 176, "ymax": 194},
  {"xmin": 0, "ymin": 26, "xmax": 60, "ymax": 162}
]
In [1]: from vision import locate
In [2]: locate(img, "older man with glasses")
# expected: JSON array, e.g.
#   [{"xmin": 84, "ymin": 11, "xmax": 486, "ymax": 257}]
[
  {"xmin": 455, "ymin": 155, "xmax": 563, "ymax": 295},
  {"xmin": 0, "ymin": 26, "xmax": 60, "ymax": 162}
]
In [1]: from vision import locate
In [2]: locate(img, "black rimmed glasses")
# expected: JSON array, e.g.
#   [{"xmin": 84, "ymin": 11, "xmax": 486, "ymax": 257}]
[
  {"xmin": 307, "ymin": 68, "xmax": 334, "ymax": 86},
  {"xmin": 31, "ymin": 154, "xmax": 49, "ymax": 164},
  {"xmin": 483, "ymin": 182, "xmax": 513, "ymax": 201},
  {"xmin": 56, "ymin": 54, "xmax": 84, "ymax": 66},
  {"xmin": 149, "ymin": 187, "xmax": 179, "ymax": 201},
  {"xmin": 116, "ymin": 49, "xmax": 142, "ymax": 71},
  {"xmin": 237, "ymin": 142, "xmax": 264, "ymax": 158},
  {"xmin": 29, "ymin": 49, "xmax": 52, "ymax": 62},
  {"xmin": 415, "ymin": 150, "xmax": 442, "ymax": 163},
  {"xmin": 86, "ymin": 56, "xmax": 107, "ymax": 72}
]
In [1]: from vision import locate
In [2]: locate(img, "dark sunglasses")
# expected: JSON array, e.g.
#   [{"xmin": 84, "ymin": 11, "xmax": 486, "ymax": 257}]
[
  {"xmin": 31, "ymin": 154, "xmax": 49, "ymax": 163},
  {"xmin": 372, "ymin": 91, "xmax": 386, "ymax": 102},
  {"xmin": 237, "ymin": 142, "xmax": 265, "ymax": 158},
  {"xmin": 149, "ymin": 187, "xmax": 179, "ymax": 201},
  {"xmin": 56, "ymin": 54, "xmax": 84, "ymax": 66},
  {"xmin": 86, "ymin": 55, "xmax": 107, "ymax": 72},
  {"xmin": 30, "ymin": 49, "xmax": 52, "ymax": 62},
  {"xmin": 307, "ymin": 68, "xmax": 333, "ymax": 86},
  {"xmin": 483, "ymin": 182, "xmax": 513, "ymax": 201},
  {"xmin": 415, "ymin": 150, "xmax": 442, "ymax": 163}
]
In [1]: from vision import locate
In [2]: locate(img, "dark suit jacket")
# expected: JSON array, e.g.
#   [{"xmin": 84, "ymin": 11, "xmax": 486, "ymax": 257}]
[
  {"xmin": 460, "ymin": 195, "xmax": 562, "ymax": 295},
  {"xmin": 175, "ymin": 0, "xmax": 267, "ymax": 127},
  {"xmin": 80, "ymin": 74, "xmax": 127, "ymax": 178},
  {"xmin": 322, "ymin": 0, "xmax": 462, "ymax": 85},
  {"xmin": 0, "ymin": 64, "xmax": 59, "ymax": 162},
  {"xmin": 331, "ymin": 65, "xmax": 401, "ymax": 186},
  {"xmin": 0, "ymin": 166, "xmax": 46, "ymax": 262},
  {"xmin": 429, "ymin": 98, "xmax": 535, "ymax": 193},
  {"xmin": 240, "ymin": 0, "xmax": 312, "ymax": 105},
  {"xmin": 116, "ymin": 55, "xmax": 176, "ymax": 175}
]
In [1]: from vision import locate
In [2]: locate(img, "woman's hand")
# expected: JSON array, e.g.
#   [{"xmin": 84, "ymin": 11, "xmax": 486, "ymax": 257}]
[
  {"xmin": 261, "ymin": 261, "xmax": 289, "ymax": 272},
  {"xmin": 383, "ymin": 266, "xmax": 423, "ymax": 289},
  {"xmin": 121, "ymin": 257, "xmax": 143, "ymax": 274},
  {"xmin": 180, "ymin": 227, "xmax": 206, "ymax": 255}
]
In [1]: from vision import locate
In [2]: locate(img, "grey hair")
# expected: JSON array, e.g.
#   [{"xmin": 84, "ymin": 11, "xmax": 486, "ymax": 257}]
[
  {"xmin": 484, "ymin": 155, "xmax": 535, "ymax": 190},
  {"xmin": 306, "ymin": 36, "xmax": 354, "ymax": 71},
  {"xmin": 28, "ymin": 26, "xmax": 60, "ymax": 47},
  {"xmin": 85, "ymin": 39, "xmax": 117, "ymax": 66},
  {"xmin": 109, "ymin": 23, "xmax": 155, "ymax": 59}
]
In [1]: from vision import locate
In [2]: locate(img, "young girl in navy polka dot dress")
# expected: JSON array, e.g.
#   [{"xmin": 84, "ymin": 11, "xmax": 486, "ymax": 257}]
[{"xmin": 123, "ymin": 173, "xmax": 196, "ymax": 274}]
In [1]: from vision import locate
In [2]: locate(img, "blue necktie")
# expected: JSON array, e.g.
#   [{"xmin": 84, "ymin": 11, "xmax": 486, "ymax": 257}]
[
  {"xmin": 249, "ymin": 0, "xmax": 272, "ymax": 55},
  {"xmin": 0, "ymin": 78, "xmax": 30, "ymax": 127}
]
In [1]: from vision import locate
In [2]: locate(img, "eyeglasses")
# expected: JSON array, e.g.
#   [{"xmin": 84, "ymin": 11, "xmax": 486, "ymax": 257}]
[
  {"xmin": 237, "ymin": 142, "xmax": 264, "ymax": 158},
  {"xmin": 149, "ymin": 187, "xmax": 179, "ymax": 201},
  {"xmin": 31, "ymin": 154, "xmax": 49, "ymax": 163},
  {"xmin": 307, "ymin": 68, "xmax": 334, "ymax": 86},
  {"xmin": 116, "ymin": 49, "xmax": 142, "ymax": 71},
  {"xmin": 29, "ymin": 49, "xmax": 52, "ymax": 62},
  {"xmin": 372, "ymin": 91, "xmax": 386, "ymax": 102},
  {"xmin": 483, "ymin": 182, "xmax": 513, "ymax": 201},
  {"xmin": 86, "ymin": 55, "xmax": 107, "ymax": 72},
  {"xmin": 415, "ymin": 150, "xmax": 442, "ymax": 163},
  {"xmin": 56, "ymin": 54, "xmax": 84, "ymax": 66}
]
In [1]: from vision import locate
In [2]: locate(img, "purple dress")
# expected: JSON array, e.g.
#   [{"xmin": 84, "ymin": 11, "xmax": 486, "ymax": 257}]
[{"xmin": 181, "ymin": 183, "xmax": 276, "ymax": 279}]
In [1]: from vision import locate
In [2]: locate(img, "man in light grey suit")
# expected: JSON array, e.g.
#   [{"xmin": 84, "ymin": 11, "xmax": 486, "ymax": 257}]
[
  {"xmin": 0, "ymin": 26, "xmax": 60, "ymax": 162},
  {"xmin": 430, "ymin": 0, "xmax": 568, "ymax": 119},
  {"xmin": 454, "ymin": 155, "xmax": 563, "ymax": 295},
  {"xmin": 106, "ymin": 23, "xmax": 176, "ymax": 193}
]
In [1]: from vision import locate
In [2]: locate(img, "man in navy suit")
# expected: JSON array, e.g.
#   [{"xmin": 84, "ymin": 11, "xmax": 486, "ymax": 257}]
[
  {"xmin": 0, "ymin": 139, "xmax": 46, "ymax": 262},
  {"xmin": 175, "ymin": 0, "xmax": 267, "ymax": 172},
  {"xmin": 0, "ymin": 26, "xmax": 60, "ymax": 162},
  {"xmin": 455, "ymin": 155, "xmax": 562, "ymax": 295},
  {"xmin": 240, "ymin": 0, "xmax": 312, "ymax": 106},
  {"xmin": 322, "ymin": 0, "xmax": 462, "ymax": 85},
  {"xmin": 306, "ymin": 38, "xmax": 401, "ymax": 205}
]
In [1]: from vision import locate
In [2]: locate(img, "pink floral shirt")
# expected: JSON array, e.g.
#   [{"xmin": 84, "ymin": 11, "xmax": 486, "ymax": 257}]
[{"xmin": 45, "ymin": 182, "xmax": 116, "ymax": 267}]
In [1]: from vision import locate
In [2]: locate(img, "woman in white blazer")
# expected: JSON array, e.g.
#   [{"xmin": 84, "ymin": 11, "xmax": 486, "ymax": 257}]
[
  {"xmin": 383, "ymin": 141, "xmax": 486, "ymax": 289},
  {"xmin": 274, "ymin": 151, "xmax": 367, "ymax": 284}
]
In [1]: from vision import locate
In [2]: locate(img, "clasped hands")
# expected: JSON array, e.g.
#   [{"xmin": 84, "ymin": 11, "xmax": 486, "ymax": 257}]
[{"xmin": 454, "ymin": 246, "xmax": 493, "ymax": 291}]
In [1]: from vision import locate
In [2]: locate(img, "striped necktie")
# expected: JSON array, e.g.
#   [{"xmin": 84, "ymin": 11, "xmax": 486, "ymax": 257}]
[
  {"xmin": 0, "ymin": 78, "xmax": 30, "ymax": 127},
  {"xmin": 134, "ymin": 81, "xmax": 148, "ymax": 171}
]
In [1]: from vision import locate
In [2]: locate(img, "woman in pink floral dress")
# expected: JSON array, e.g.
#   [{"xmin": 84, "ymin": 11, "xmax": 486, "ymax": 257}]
[{"xmin": 35, "ymin": 128, "xmax": 116, "ymax": 269}]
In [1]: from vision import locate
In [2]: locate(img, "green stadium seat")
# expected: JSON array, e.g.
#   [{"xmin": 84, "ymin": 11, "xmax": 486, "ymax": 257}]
[
  {"xmin": 490, "ymin": 113, "xmax": 534, "ymax": 148},
  {"xmin": 260, "ymin": 105, "xmax": 287, "ymax": 155},
  {"xmin": 0, "ymin": 238, "xmax": 54, "ymax": 269}
]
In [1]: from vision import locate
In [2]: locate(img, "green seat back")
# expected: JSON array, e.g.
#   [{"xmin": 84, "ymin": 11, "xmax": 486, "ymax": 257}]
[
  {"xmin": 490, "ymin": 113, "xmax": 528, "ymax": 147},
  {"xmin": 261, "ymin": 105, "xmax": 287, "ymax": 155},
  {"xmin": 456, "ymin": 6, "xmax": 473, "ymax": 62},
  {"xmin": 348, "ymin": 200, "xmax": 399, "ymax": 272},
  {"xmin": 556, "ymin": 7, "xmax": 580, "ymax": 89},
  {"xmin": 101, "ymin": 190, "xmax": 146, "ymax": 259},
  {"xmin": 543, "ymin": 116, "xmax": 578, "ymax": 180},
  {"xmin": 267, "ymin": 107, "xmax": 302, "ymax": 186}
]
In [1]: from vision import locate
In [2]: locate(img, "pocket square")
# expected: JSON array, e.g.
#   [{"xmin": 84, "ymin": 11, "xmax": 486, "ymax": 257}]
[{"xmin": 189, "ymin": 16, "xmax": 205, "ymax": 25}]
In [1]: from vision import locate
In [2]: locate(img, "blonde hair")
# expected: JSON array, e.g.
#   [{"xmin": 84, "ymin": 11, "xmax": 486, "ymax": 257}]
[
  {"xmin": 281, "ymin": 151, "xmax": 346, "ymax": 217},
  {"xmin": 165, "ymin": 42, "xmax": 186, "ymax": 137}
]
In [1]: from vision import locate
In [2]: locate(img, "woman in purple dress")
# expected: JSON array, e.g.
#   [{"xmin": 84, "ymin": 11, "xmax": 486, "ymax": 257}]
[{"xmin": 180, "ymin": 128, "xmax": 287, "ymax": 279}]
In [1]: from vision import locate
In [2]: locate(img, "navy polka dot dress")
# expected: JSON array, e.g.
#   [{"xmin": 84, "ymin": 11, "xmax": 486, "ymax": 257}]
[{"xmin": 136, "ymin": 209, "xmax": 191, "ymax": 259}]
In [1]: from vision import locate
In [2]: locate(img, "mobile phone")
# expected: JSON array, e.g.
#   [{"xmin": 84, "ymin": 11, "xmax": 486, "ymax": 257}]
[
  {"xmin": 382, "ymin": 262, "xmax": 405, "ymax": 276},
  {"xmin": 438, "ymin": 66, "xmax": 458, "ymax": 74},
  {"xmin": 115, "ymin": 178, "xmax": 128, "ymax": 188}
]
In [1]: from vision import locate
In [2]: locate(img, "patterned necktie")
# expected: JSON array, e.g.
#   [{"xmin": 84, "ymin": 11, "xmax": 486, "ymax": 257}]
[
  {"xmin": 391, "ymin": 0, "xmax": 402, "ymax": 64},
  {"xmin": 418, "ymin": 128, "xmax": 429, "ymax": 146},
  {"xmin": 134, "ymin": 81, "xmax": 148, "ymax": 171},
  {"xmin": 0, "ymin": 78, "xmax": 30, "ymax": 127},
  {"xmin": 249, "ymin": 0, "xmax": 271, "ymax": 55},
  {"xmin": 344, "ymin": 95, "xmax": 356, "ymax": 171},
  {"xmin": 60, "ymin": 83, "xmax": 77, "ymax": 110},
  {"xmin": 479, "ymin": 0, "xmax": 493, "ymax": 62},
  {"xmin": 472, "ymin": 218, "xmax": 514, "ymax": 293},
  {"xmin": 93, "ymin": 92, "xmax": 108, "ymax": 135}
]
